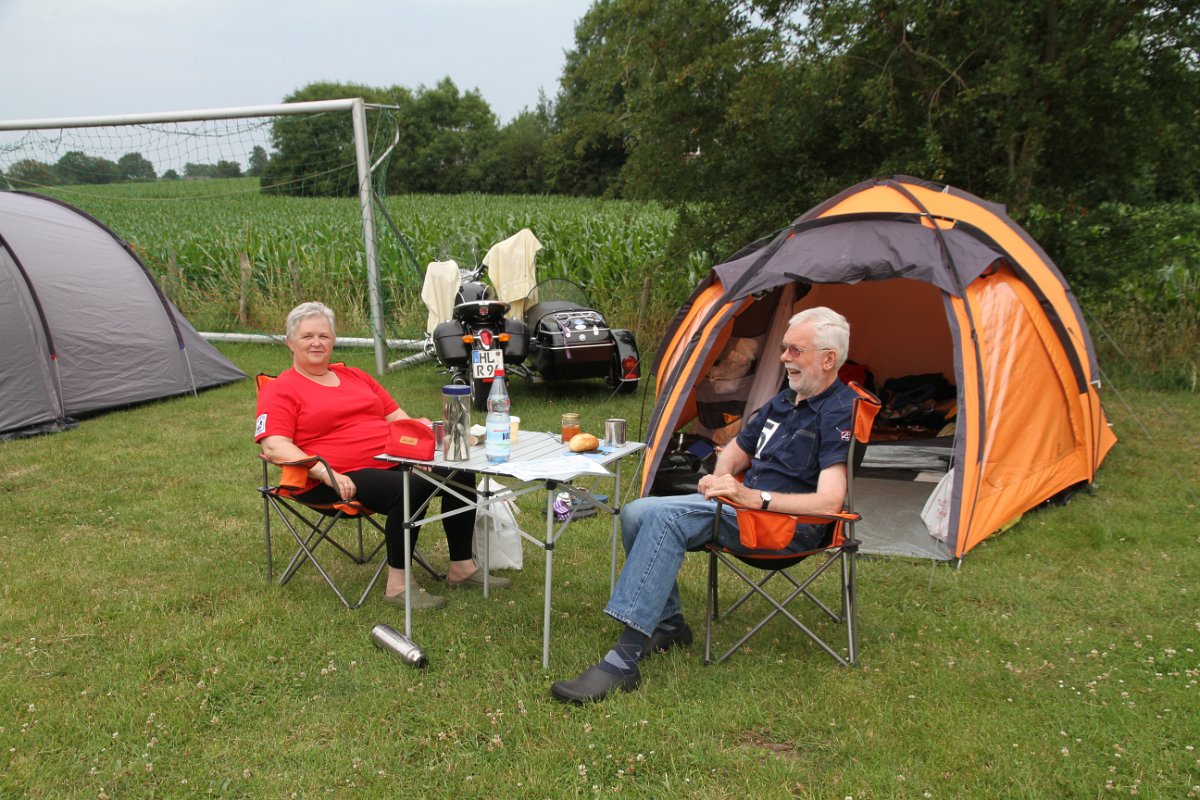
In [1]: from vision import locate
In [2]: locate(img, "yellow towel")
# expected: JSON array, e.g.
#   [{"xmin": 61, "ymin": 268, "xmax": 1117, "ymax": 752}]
[
  {"xmin": 421, "ymin": 260, "xmax": 461, "ymax": 334},
  {"xmin": 484, "ymin": 229, "xmax": 542, "ymax": 318}
]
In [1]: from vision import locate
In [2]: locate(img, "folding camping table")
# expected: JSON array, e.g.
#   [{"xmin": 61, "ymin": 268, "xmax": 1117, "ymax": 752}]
[{"xmin": 377, "ymin": 431, "xmax": 645, "ymax": 668}]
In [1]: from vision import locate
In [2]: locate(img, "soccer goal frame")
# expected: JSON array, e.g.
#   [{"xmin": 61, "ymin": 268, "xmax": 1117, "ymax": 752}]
[{"xmin": 0, "ymin": 98, "xmax": 399, "ymax": 374}]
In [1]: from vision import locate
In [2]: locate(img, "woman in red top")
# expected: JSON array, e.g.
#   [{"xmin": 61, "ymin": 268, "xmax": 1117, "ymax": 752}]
[{"xmin": 255, "ymin": 302, "xmax": 509, "ymax": 609}]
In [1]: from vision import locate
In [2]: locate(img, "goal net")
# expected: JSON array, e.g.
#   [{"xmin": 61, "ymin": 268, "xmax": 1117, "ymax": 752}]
[{"xmin": 0, "ymin": 99, "xmax": 411, "ymax": 373}]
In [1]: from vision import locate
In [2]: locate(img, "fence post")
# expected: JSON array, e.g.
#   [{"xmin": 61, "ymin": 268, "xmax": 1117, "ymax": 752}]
[{"xmin": 238, "ymin": 252, "xmax": 252, "ymax": 325}]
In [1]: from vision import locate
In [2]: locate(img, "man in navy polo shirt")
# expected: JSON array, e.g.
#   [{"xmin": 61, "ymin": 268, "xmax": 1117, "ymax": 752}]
[{"xmin": 551, "ymin": 306, "xmax": 856, "ymax": 704}]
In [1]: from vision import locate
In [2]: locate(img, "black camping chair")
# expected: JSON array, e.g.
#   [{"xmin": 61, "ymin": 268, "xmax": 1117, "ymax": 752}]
[{"xmin": 703, "ymin": 382, "xmax": 881, "ymax": 666}]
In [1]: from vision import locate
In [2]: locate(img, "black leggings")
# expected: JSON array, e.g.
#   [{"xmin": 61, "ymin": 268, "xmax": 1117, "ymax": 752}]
[{"xmin": 296, "ymin": 467, "xmax": 476, "ymax": 568}]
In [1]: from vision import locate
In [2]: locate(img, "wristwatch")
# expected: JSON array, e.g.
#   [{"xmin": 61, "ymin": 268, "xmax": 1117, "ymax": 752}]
[{"xmin": 759, "ymin": 490, "xmax": 772, "ymax": 510}]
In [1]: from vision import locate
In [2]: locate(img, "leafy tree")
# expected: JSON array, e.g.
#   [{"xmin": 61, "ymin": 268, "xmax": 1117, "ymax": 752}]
[
  {"xmin": 3, "ymin": 159, "xmax": 59, "ymax": 187},
  {"xmin": 259, "ymin": 78, "xmax": 513, "ymax": 196},
  {"xmin": 214, "ymin": 160, "xmax": 243, "ymax": 178},
  {"xmin": 553, "ymin": 0, "xmax": 819, "ymax": 252},
  {"xmin": 549, "ymin": 2, "xmax": 640, "ymax": 197},
  {"xmin": 184, "ymin": 162, "xmax": 216, "ymax": 178},
  {"xmin": 479, "ymin": 107, "xmax": 553, "ymax": 194},
  {"xmin": 793, "ymin": 0, "xmax": 1200, "ymax": 209},
  {"xmin": 552, "ymin": 0, "xmax": 1200, "ymax": 259},
  {"xmin": 117, "ymin": 152, "xmax": 156, "ymax": 181},
  {"xmin": 386, "ymin": 78, "xmax": 499, "ymax": 194},
  {"xmin": 247, "ymin": 145, "xmax": 269, "ymax": 177},
  {"xmin": 55, "ymin": 151, "xmax": 119, "ymax": 185},
  {"xmin": 162, "ymin": 169, "xmax": 180, "ymax": 181},
  {"xmin": 261, "ymin": 81, "xmax": 399, "ymax": 197}
]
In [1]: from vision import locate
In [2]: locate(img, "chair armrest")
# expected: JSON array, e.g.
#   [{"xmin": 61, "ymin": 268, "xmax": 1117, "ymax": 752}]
[
  {"xmin": 259, "ymin": 453, "xmax": 332, "ymax": 493},
  {"xmin": 711, "ymin": 497, "xmax": 860, "ymax": 550},
  {"xmin": 713, "ymin": 497, "xmax": 860, "ymax": 524}
]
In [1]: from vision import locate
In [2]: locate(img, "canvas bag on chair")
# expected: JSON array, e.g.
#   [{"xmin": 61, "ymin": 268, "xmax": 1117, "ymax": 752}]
[{"xmin": 473, "ymin": 479, "xmax": 524, "ymax": 570}]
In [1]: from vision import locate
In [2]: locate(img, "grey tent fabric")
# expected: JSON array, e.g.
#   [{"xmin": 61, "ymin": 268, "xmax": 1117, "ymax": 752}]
[
  {"xmin": 714, "ymin": 216, "xmax": 1007, "ymax": 299},
  {"xmin": 0, "ymin": 191, "xmax": 244, "ymax": 439}
]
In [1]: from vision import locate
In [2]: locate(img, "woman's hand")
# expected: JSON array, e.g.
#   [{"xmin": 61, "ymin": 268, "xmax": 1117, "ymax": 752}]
[{"xmin": 322, "ymin": 466, "xmax": 356, "ymax": 501}]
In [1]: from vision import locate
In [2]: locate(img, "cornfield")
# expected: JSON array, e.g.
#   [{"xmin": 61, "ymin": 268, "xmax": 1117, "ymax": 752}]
[{"xmin": 34, "ymin": 179, "xmax": 711, "ymax": 345}]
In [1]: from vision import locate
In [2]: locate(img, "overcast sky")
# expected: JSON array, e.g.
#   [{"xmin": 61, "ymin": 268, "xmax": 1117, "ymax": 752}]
[{"xmin": 0, "ymin": 0, "xmax": 595, "ymax": 124}]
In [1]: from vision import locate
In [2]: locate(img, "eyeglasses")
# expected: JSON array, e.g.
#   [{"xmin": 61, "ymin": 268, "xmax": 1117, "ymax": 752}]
[{"xmin": 779, "ymin": 344, "xmax": 832, "ymax": 358}]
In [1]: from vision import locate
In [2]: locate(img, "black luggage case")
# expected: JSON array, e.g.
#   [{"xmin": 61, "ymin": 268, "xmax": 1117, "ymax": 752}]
[
  {"xmin": 526, "ymin": 303, "xmax": 613, "ymax": 380},
  {"xmin": 433, "ymin": 319, "xmax": 469, "ymax": 367}
]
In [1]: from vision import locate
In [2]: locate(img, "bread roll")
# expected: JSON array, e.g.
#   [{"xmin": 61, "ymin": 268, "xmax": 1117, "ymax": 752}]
[{"xmin": 568, "ymin": 432, "xmax": 600, "ymax": 452}]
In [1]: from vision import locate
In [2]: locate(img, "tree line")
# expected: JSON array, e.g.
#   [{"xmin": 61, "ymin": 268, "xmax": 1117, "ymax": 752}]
[
  {"xmin": 2, "ymin": 145, "xmax": 274, "ymax": 186},
  {"xmin": 5, "ymin": 0, "xmax": 1196, "ymax": 309},
  {"xmin": 263, "ymin": 0, "xmax": 1199, "ymax": 264}
]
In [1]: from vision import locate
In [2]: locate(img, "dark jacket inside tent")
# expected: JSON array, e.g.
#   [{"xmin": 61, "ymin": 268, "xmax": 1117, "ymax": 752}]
[{"xmin": 0, "ymin": 190, "xmax": 244, "ymax": 439}]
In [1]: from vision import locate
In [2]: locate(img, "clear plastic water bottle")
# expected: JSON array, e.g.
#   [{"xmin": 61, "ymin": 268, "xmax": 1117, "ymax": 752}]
[{"xmin": 484, "ymin": 369, "xmax": 511, "ymax": 463}]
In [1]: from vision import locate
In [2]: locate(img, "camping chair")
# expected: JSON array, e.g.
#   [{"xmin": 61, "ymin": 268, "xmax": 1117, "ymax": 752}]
[
  {"xmin": 703, "ymin": 382, "xmax": 881, "ymax": 666},
  {"xmin": 256, "ymin": 372, "xmax": 441, "ymax": 609}
]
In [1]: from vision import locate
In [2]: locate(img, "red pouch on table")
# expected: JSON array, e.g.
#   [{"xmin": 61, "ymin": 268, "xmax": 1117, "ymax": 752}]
[{"xmin": 387, "ymin": 418, "xmax": 436, "ymax": 461}]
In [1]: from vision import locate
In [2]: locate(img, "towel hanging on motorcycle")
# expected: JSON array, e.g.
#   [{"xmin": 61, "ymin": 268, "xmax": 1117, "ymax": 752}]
[
  {"xmin": 484, "ymin": 229, "xmax": 542, "ymax": 319},
  {"xmin": 422, "ymin": 259, "xmax": 461, "ymax": 334}
]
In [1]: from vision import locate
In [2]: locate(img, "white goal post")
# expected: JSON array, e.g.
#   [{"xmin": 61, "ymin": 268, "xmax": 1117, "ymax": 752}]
[{"xmin": 0, "ymin": 98, "xmax": 400, "ymax": 374}]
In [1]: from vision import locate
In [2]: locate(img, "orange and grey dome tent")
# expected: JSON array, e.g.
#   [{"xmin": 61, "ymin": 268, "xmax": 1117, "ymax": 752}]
[
  {"xmin": 641, "ymin": 176, "xmax": 1116, "ymax": 561},
  {"xmin": 0, "ymin": 190, "xmax": 245, "ymax": 440}
]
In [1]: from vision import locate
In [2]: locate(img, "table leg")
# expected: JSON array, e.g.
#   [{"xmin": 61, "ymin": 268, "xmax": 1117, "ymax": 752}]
[
  {"xmin": 402, "ymin": 467, "xmax": 412, "ymax": 638},
  {"xmin": 480, "ymin": 474, "xmax": 491, "ymax": 599},
  {"xmin": 611, "ymin": 459, "xmax": 622, "ymax": 593},
  {"xmin": 543, "ymin": 486, "xmax": 555, "ymax": 669}
]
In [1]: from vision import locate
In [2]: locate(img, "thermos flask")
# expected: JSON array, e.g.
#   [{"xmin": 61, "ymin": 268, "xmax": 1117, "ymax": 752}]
[{"xmin": 370, "ymin": 624, "xmax": 429, "ymax": 669}]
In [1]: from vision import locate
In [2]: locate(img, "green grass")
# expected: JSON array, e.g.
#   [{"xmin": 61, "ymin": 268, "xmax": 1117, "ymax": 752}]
[{"xmin": 1, "ymin": 343, "xmax": 1197, "ymax": 798}]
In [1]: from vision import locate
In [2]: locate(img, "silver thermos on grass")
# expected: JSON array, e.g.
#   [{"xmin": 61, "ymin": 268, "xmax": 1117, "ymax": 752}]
[{"xmin": 370, "ymin": 624, "xmax": 429, "ymax": 669}]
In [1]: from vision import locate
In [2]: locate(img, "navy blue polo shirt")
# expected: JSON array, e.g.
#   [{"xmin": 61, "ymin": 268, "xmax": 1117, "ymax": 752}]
[{"xmin": 735, "ymin": 379, "xmax": 857, "ymax": 494}]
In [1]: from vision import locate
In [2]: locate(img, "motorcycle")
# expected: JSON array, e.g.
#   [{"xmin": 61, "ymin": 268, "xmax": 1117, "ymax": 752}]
[{"xmin": 428, "ymin": 262, "xmax": 641, "ymax": 410}]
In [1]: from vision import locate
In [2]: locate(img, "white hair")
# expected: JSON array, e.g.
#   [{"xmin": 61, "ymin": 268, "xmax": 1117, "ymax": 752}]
[
  {"xmin": 286, "ymin": 301, "xmax": 336, "ymax": 339},
  {"xmin": 789, "ymin": 306, "xmax": 850, "ymax": 369}
]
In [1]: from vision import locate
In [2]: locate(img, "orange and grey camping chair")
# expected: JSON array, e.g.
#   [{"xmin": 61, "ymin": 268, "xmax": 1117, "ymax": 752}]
[
  {"xmin": 256, "ymin": 372, "xmax": 440, "ymax": 609},
  {"xmin": 703, "ymin": 382, "xmax": 881, "ymax": 666}
]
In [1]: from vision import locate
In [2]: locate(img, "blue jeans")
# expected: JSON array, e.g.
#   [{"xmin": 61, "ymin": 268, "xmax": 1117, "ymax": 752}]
[{"xmin": 606, "ymin": 494, "xmax": 829, "ymax": 635}]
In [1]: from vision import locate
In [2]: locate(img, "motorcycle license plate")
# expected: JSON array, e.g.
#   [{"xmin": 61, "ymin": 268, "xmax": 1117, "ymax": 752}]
[{"xmin": 472, "ymin": 348, "xmax": 504, "ymax": 379}]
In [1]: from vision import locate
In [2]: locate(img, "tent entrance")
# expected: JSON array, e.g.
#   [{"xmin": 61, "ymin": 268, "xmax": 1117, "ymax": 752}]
[
  {"xmin": 800, "ymin": 278, "xmax": 959, "ymax": 559},
  {"xmin": 694, "ymin": 277, "xmax": 959, "ymax": 560}
]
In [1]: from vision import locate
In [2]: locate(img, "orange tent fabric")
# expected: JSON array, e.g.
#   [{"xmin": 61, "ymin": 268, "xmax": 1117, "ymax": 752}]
[{"xmin": 642, "ymin": 176, "xmax": 1116, "ymax": 560}]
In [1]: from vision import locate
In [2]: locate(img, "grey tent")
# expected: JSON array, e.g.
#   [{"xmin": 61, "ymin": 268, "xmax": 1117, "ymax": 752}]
[{"xmin": 0, "ymin": 190, "xmax": 244, "ymax": 439}]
